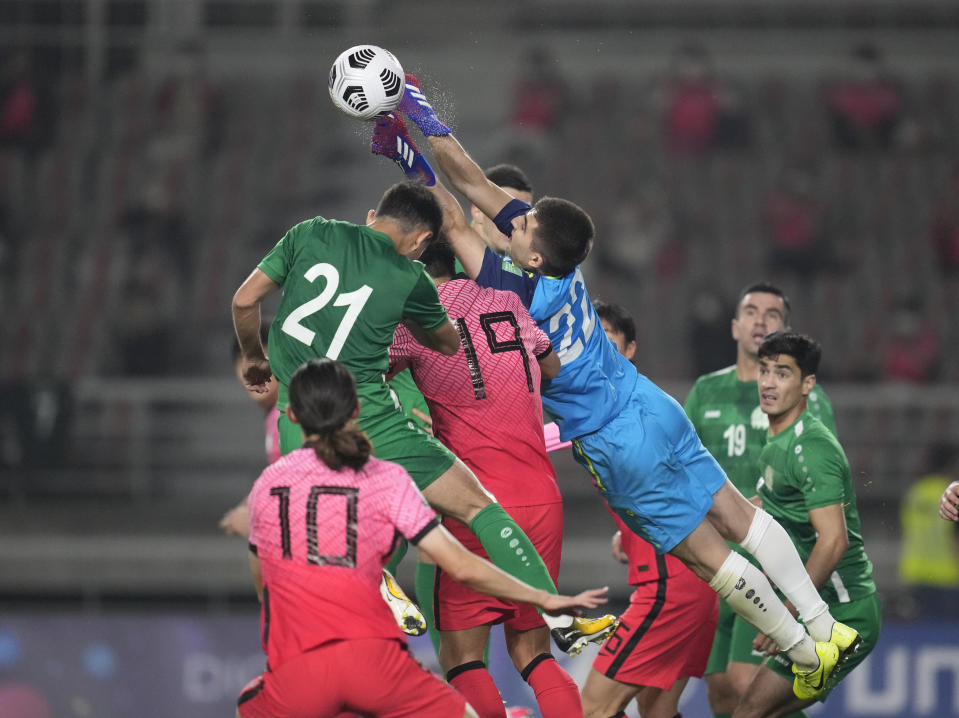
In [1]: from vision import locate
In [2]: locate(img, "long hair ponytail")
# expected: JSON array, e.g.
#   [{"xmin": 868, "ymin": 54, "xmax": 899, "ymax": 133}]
[{"xmin": 288, "ymin": 359, "xmax": 371, "ymax": 471}]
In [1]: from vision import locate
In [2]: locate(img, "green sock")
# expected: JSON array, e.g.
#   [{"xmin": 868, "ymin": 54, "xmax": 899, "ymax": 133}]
[
  {"xmin": 415, "ymin": 560, "xmax": 442, "ymax": 656},
  {"xmin": 385, "ymin": 537, "xmax": 408, "ymax": 575},
  {"xmin": 468, "ymin": 504, "xmax": 558, "ymax": 607}
]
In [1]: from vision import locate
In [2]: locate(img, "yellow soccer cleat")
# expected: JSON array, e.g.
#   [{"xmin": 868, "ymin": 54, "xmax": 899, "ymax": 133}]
[
  {"xmin": 550, "ymin": 614, "xmax": 618, "ymax": 656},
  {"xmin": 829, "ymin": 621, "xmax": 862, "ymax": 665},
  {"xmin": 380, "ymin": 569, "xmax": 427, "ymax": 637},
  {"xmin": 792, "ymin": 641, "xmax": 840, "ymax": 700}
]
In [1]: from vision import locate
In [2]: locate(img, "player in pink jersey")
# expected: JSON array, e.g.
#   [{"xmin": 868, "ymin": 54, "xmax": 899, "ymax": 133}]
[
  {"xmin": 580, "ymin": 301, "xmax": 718, "ymax": 718},
  {"xmin": 391, "ymin": 239, "xmax": 584, "ymax": 718},
  {"xmin": 237, "ymin": 358, "xmax": 608, "ymax": 718}
]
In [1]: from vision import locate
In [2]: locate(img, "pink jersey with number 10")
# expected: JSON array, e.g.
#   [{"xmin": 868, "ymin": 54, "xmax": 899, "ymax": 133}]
[{"xmin": 247, "ymin": 448, "xmax": 439, "ymax": 671}]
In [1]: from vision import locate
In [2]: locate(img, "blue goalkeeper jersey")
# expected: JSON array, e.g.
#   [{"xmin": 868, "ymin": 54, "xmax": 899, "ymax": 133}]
[{"xmin": 475, "ymin": 200, "xmax": 637, "ymax": 440}]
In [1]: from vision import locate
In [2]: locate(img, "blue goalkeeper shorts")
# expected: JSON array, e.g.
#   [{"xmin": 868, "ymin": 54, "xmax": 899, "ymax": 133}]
[{"xmin": 572, "ymin": 373, "xmax": 728, "ymax": 553}]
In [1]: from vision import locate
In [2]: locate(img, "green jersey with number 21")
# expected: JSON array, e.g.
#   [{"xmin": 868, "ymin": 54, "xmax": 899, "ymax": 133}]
[
  {"xmin": 684, "ymin": 365, "xmax": 836, "ymax": 497},
  {"xmin": 257, "ymin": 217, "xmax": 449, "ymax": 409}
]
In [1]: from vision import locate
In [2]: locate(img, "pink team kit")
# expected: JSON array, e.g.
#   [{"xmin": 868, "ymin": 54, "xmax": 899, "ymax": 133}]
[{"xmin": 237, "ymin": 449, "xmax": 467, "ymax": 718}]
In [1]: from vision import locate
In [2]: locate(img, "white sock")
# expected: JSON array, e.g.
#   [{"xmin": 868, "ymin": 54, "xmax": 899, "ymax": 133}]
[
  {"xmin": 740, "ymin": 509, "xmax": 835, "ymax": 641},
  {"xmin": 708, "ymin": 551, "xmax": 818, "ymax": 670}
]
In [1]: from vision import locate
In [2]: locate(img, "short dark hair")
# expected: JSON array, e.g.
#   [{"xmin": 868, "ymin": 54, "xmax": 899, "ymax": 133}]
[
  {"xmin": 758, "ymin": 331, "xmax": 821, "ymax": 377},
  {"xmin": 289, "ymin": 359, "xmax": 371, "ymax": 471},
  {"xmin": 376, "ymin": 181, "xmax": 443, "ymax": 245},
  {"xmin": 485, "ymin": 164, "xmax": 533, "ymax": 196},
  {"xmin": 417, "ymin": 235, "xmax": 456, "ymax": 279},
  {"xmin": 593, "ymin": 299, "xmax": 636, "ymax": 346},
  {"xmin": 531, "ymin": 197, "xmax": 594, "ymax": 277},
  {"xmin": 737, "ymin": 281, "xmax": 792, "ymax": 324}
]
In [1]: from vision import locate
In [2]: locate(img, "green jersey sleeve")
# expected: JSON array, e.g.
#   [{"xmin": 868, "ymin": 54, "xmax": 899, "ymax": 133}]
[
  {"xmin": 402, "ymin": 267, "xmax": 449, "ymax": 331},
  {"xmin": 683, "ymin": 380, "xmax": 703, "ymax": 432},
  {"xmin": 258, "ymin": 220, "xmax": 314, "ymax": 285},
  {"xmin": 793, "ymin": 433, "xmax": 848, "ymax": 511}
]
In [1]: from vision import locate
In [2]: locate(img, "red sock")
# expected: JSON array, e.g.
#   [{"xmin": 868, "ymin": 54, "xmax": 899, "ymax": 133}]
[
  {"xmin": 447, "ymin": 661, "xmax": 507, "ymax": 718},
  {"xmin": 522, "ymin": 653, "xmax": 583, "ymax": 718}
]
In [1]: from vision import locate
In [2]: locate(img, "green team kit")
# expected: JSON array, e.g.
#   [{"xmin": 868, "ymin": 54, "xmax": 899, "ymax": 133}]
[
  {"xmin": 684, "ymin": 367, "xmax": 840, "ymax": 682},
  {"xmin": 258, "ymin": 216, "xmax": 453, "ymax": 486},
  {"xmin": 757, "ymin": 410, "xmax": 880, "ymax": 697}
]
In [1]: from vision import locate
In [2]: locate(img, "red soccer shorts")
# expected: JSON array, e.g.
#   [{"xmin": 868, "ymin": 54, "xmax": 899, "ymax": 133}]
[
  {"xmin": 237, "ymin": 637, "xmax": 466, "ymax": 718},
  {"xmin": 591, "ymin": 567, "xmax": 718, "ymax": 690},
  {"xmin": 435, "ymin": 502, "xmax": 563, "ymax": 632}
]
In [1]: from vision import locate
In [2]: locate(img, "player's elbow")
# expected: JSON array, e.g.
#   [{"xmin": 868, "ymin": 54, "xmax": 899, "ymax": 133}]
[
  {"xmin": 430, "ymin": 322, "xmax": 461, "ymax": 356},
  {"xmin": 232, "ymin": 286, "xmax": 258, "ymax": 312}
]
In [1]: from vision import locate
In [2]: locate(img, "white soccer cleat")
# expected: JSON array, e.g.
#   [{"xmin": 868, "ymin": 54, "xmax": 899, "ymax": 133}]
[{"xmin": 380, "ymin": 569, "xmax": 428, "ymax": 636}]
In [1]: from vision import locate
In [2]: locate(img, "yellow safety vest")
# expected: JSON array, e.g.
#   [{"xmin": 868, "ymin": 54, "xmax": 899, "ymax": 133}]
[{"xmin": 900, "ymin": 475, "xmax": 959, "ymax": 586}]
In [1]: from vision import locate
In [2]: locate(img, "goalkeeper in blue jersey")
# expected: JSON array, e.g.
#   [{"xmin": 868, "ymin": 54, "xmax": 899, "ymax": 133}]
[{"xmin": 370, "ymin": 76, "xmax": 863, "ymax": 701}]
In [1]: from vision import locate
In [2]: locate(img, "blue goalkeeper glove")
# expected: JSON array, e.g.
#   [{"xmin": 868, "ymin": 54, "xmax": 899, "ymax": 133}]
[
  {"xmin": 371, "ymin": 113, "xmax": 437, "ymax": 186},
  {"xmin": 397, "ymin": 74, "xmax": 451, "ymax": 137}
]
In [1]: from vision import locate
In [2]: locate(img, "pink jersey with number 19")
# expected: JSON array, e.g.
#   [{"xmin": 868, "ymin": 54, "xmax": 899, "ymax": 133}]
[
  {"xmin": 390, "ymin": 278, "xmax": 560, "ymax": 508},
  {"xmin": 247, "ymin": 449, "xmax": 439, "ymax": 671}
]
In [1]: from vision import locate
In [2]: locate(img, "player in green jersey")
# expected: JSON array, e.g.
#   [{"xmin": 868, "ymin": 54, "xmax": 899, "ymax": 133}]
[
  {"xmin": 232, "ymin": 180, "xmax": 613, "ymax": 653},
  {"xmin": 732, "ymin": 331, "xmax": 879, "ymax": 717},
  {"xmin": 684, "ymin": 282, "xmax": 837, "ymax": 718}
]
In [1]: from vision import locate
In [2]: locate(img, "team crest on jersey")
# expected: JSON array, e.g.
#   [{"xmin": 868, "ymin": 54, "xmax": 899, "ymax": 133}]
[
  {"xmin": 750, "ymin": 405, "xmax": 769, "ymax": 430},
  {"xmin": 501, "ymin": 257, "xmax": 523, "ymax": 276}
]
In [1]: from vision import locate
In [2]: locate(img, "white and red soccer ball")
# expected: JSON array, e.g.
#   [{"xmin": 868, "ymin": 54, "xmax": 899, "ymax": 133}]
[{"xmin": 328, "ymin": 45, "xmax": 404, "ymax": 120}]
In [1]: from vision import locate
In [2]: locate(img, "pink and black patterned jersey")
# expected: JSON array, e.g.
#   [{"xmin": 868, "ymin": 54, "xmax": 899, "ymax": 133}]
[
  {"xmin": 248, "ymin": 449, "xmax": 439, "ymax": 669},
  {"xmin": 391, "ymin": 279, "xmax": 560, "ymax": 508}
]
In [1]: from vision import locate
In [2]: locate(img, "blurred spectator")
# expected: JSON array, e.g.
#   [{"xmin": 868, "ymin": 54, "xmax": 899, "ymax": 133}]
[
  {"xmin": 152, "ymin": 40, "xmax": 222, "ymax": 158},
  {"xmin": 0, "ymin": 49, "xmax": 53, "ymax": 155},
  {"xmin": 592, "ymin": 180, "xmax": 683, "ymax": 280},
  {"xmin": 899, "ymin": 443, "xmax": 959, "ymax": 619},
  {"xmin": 761, "ymin": 166, "xmax": 836, "ymax": 279},
  {"xmin": 931, "ymin": 160, "xmax": 959, "ymax": 276},
  {"xmin": 112, "ymin": 204, "xmax": 188, "ymax": 374},
  {"xmin": 824, "ymin": 43, "xmax": 903, "ymax": 151},
  {"xmin": 881, "ymin": 298, "xmax": 941, "ymax": 383},
  {"xmin": 657, "ymin": 41, "xmax": 750, "ymax": 156},
  {"xmin": 686, "ymin": 283, "xmax": 732, "ymax": 377},
  {"xmin": 494, "ymin": 46, "xmax": 572, "ymax": 176},
  {"xmin": 509, "ymin": 45, "xmax": 571, "ymax": 135}
]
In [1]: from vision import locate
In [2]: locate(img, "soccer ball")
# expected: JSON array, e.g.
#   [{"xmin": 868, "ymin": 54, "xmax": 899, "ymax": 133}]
[{"xmin": 328, "ymin": 45, "xmax": 404, "ymax": 120}]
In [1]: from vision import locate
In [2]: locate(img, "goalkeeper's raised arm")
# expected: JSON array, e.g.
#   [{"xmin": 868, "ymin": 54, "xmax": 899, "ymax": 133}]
[
  {"xmin": 370, "ymin": 111, "xmax": 488, "ymax": 279},
  {"xmin": 398, "ymin": 75, "xmax": 516, "ymax": 228}
]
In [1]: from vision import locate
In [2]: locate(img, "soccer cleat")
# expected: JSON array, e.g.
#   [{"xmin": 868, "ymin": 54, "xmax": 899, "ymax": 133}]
[
  {"xmin": 792, "ymin": 641, "xmax": 840, "ymax": 700},
  {"xmin": 380, "ymin": 569, "xmax": 427, "ymax": 637},
  {"xmin": 550, "ymin": 614, "xmax": 618, "ymax": 656},
  {"xmin": 829, "ymin": 621, "xmax": 862, "ymax": 666}
]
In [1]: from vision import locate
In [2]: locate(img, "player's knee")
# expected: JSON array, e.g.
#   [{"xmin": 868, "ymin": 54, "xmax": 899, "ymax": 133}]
[{"xmin": 705, "ymin": 673, "xmax": 738, "ymax": 713}]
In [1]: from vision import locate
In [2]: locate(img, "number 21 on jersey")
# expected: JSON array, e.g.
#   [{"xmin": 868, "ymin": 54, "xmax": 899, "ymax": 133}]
[{"xmin": 282, "ymin": 263, "xmax": 372, "ymax": 359}]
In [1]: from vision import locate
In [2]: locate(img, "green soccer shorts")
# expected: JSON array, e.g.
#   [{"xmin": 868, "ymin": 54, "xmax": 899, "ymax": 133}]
[{"xmin": 277, "ymin": 394, "xmax": 455, "ymax": 491}]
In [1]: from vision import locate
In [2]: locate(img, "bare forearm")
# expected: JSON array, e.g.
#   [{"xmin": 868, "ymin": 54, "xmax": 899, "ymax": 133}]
[
  {"xmin": 427, "ymin": 135, "xmax": 512, "ymax": 219},
  {"xmin": 233, "ymin": 303, "xmax": 266, "ymax": 359},
  {"xmin": 803, "ymin": 537, "xmax": 847, "ymax": 590}
]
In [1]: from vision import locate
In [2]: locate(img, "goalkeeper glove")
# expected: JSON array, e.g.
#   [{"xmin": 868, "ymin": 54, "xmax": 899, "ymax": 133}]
[
  {"xmin": 371, "ymin": 113, "xmax": 437, "ymax": 186},
  {"xmin": 397, "ymin": 74, "xmax": 451, "ymax": 137}
]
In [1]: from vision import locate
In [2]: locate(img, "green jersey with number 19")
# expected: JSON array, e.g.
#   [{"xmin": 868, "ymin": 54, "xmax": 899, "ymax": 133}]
[
  {"xmin": 684, "ymin": 365, "xmax": 836, "ymax": 497},
  {"xmin": 757, "ymin": 410, "xmax": 876, "ymax": 604},
  {"xmin": 257, "ymin": 217, "xmax": 449, "ymax": 411}
]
